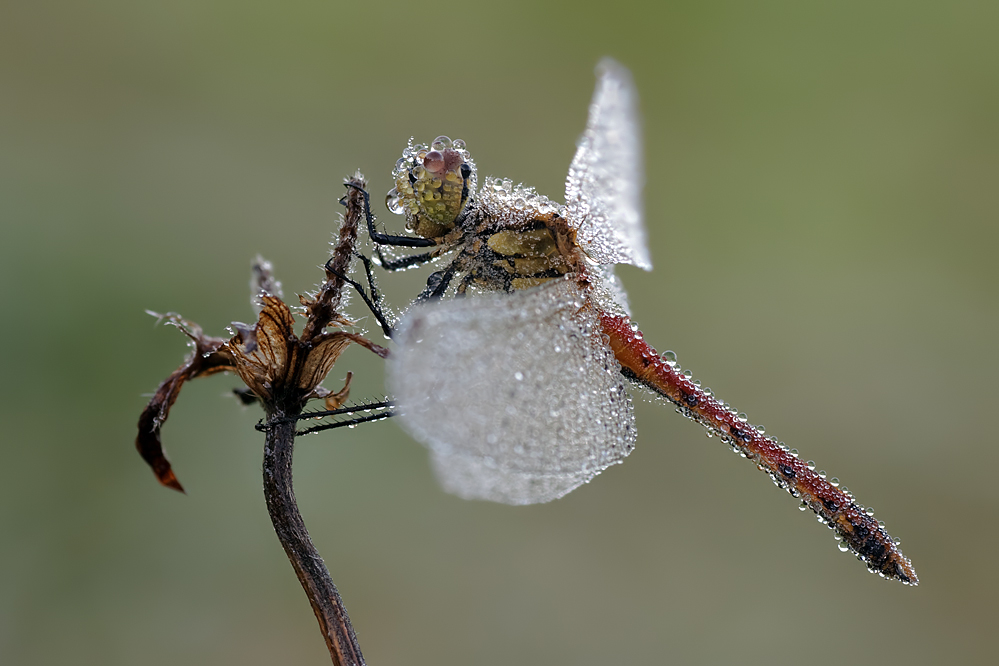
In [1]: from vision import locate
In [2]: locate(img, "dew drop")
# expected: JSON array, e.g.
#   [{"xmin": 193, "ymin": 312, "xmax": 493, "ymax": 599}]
[{"xmin": 385, "ymin": 188, "xmax": 404, "ymax": 214}]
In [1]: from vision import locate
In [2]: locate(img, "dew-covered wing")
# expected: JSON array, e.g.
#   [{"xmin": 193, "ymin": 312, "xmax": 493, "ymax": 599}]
[
  {"xmin": 388, "ymin": 280, "xmax": 636, "ymax": 505},
  {"xmin": 565, "ymin": 58, "xmax": 652, "ymax": 271}
]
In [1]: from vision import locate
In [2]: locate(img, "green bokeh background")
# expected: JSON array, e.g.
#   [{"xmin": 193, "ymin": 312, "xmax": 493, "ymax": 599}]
[{"xmin": 2, "ymin": 1, "xmax": 996, "ymax": 664}]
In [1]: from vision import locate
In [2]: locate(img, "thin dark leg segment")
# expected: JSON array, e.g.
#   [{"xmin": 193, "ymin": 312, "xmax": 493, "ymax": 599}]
[
  {"xmin": 296, "ymin": 409, "xmax": 395, "ymax": 436},
  {"xmin": 374, "ymin": 247, "xmax": 438, "ymax": 272},
  {"xmin": 342, "ymin": 182, "xmax": 436, "ymax": 248},
  {"xmin": 323, "ymin": 256, "xmax": 394, "ymax": 339},
  {"xmin": 414, "ymin": 265, "xmax": 457, "ymax": 303}
]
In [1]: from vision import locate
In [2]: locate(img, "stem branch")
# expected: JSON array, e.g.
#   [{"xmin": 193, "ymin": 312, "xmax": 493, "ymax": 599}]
[{"xmin": 262, "ymin": 410, "xmax": 365, "ymax": 666}]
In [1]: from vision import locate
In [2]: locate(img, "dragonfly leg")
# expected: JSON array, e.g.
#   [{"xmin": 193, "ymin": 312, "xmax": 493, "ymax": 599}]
[
  {"xmin": 257, "ymin": 400, "xmax": 395, "ymax": 435},
  {"xmin": 415, "ymin": 264, "xmax": 457, "ymax": 302},
  {"xmin": 296, "ymin": 409, "xmax": 395, "ymax": 435},
  {"xmin": 342, "ymin": 182, "xmax": 436, "ymax": 248},
  {"xmin": 374, "ymin": 246, "xmax": 438, "ymax": 272},
  {"xmin": 323, "ymin": 255, "xmax": 394, "ymax": 339},
  {"xmin": 353, "ymin": 251, "xmax": 383, "ymax": 306},
  {"xmin": 296, "ymin": 400, "xmax": 393, "ymax": 422}
]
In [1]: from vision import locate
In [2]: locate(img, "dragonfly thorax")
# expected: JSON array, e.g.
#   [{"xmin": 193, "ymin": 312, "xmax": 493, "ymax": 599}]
[{"xmin": 386, "ymin": 135, "xmax": 476, "ymax": 240}]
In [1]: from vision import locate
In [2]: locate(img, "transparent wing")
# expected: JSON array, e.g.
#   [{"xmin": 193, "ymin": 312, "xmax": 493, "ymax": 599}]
[
  {"xmin": 565, "ymin": 58, "xmax": 652, "ymax": 270},
  {"xmin": 388, "ymin": 280, "xmax": 636, "ymax": 505}
]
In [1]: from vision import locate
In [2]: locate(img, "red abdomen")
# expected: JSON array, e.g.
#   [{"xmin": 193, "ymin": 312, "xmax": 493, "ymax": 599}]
[{"xmin": 600, "ymin": 312, "xmax": 917, "ymax": 585}]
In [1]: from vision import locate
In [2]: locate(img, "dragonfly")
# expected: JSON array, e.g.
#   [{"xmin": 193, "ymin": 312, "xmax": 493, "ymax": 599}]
[{"xmin": 334, "ymin": 59, "xmax": 917, "ymax": 585}]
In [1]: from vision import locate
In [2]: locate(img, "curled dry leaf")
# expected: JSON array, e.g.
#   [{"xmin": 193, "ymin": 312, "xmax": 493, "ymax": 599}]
[{"xmin": 135, "ymin": 313, "xmax": 236, "ymax": 492}]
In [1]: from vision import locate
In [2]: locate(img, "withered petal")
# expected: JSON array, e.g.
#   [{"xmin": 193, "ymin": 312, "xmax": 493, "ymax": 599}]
[
  {"xmin": 230, "ymin": 321, "xmax": 258, "ymax": 354},
  {"xmin": 254, "ymin": 296, "xmax": 296, "ymax": 373},
  {"xmin": 225, "ymin": 296, "xmax": 300, "ymax": 399},
  {"xmin": 299, "ymin": 333, "xmax": 353, "ymax": 390},
  {"xmin": 323, "ymin": 372, "xmax": 353, "ymax": 410}
]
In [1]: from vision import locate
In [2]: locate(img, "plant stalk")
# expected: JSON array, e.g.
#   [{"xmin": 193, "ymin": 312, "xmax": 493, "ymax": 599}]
[{"xmin": 262, "ymin": 408, "xmax": 365, "ymax": 666}]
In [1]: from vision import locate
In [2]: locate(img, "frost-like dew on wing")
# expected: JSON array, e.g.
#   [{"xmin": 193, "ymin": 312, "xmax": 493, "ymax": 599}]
[
  {"xmin": 565, "ymin": 58, "xmax": 652, "ymax": 271},
  {"xmin": 588, "ymin": 264, "xmax": 631, "ymax": 318},
  {"xmin": 388, "ymin": 280, "xmax": 637, "ymax": 505}
]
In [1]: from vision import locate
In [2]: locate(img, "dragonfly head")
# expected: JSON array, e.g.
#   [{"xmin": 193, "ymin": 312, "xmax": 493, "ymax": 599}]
[{"xmin": 386, "ymin": 136, "xmax": 476, "ymax": 239}]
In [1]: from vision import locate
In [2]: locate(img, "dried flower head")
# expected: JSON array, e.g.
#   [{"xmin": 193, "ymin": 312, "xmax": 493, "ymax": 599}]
[{"xmin": 135, "ymin": 174, "xmax": 387, "ymax": 492}]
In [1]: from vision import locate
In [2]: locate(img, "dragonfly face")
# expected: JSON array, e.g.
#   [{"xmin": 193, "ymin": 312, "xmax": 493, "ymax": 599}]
[
  {"xmin": 365, "ymin": 59, "xmax": 918, "ymax": 584},
  {"xmin": 385, "ymin": 136, "xmax": 475, "ymax": 240}
]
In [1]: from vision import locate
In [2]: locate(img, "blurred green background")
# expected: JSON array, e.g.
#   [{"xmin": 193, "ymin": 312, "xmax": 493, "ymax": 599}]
[{"xmin": 2, "ymin": 1, "xmax": 996, "ymax": 664}]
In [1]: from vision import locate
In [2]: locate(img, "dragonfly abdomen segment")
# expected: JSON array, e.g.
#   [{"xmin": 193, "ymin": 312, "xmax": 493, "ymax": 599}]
[{"xmin": 600, "ymin": 313, "xmax": 918, "ymax": 585}]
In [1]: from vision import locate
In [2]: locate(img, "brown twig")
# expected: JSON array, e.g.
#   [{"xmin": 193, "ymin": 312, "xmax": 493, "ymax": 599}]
[
  {"xmin": 301, "ymin": 173, "xmax": 366, "ymax": 342},
  {"xmin": 263, "ymin": 407, "xmax": 365, "ymax": 666}
]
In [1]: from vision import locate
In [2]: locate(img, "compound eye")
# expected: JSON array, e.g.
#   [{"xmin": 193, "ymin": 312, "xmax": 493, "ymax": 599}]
[
  {"xmin": 460, "ymin": 163, "xmax": 472, "ymax": 180},
  {"xmin": 423, "ymin": 150, "xmax": 445, "ymax": 174}
]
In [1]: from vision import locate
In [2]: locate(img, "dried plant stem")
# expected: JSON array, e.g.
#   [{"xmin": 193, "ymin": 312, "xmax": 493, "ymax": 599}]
[
  {"xmin": 263, "ymin": 407, "xmax": 365, "ymax": 666},
  {"xmin": 138, "ymin": 173, "xmax": 379, "ymax": 660}
]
